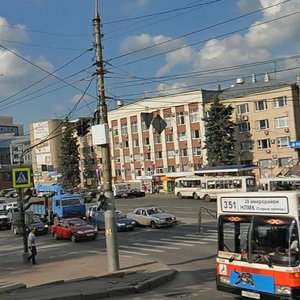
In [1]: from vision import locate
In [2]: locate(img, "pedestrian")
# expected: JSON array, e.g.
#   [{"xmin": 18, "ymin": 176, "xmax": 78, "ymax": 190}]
[{"xmin": 28, "ymin": 227, "xmax": 37, "ymax": 265}]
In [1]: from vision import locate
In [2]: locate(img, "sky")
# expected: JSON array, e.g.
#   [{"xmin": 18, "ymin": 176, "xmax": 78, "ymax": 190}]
[{"xmin": 0, "ymin": 0, "xmax": 300, "ymax": 132}]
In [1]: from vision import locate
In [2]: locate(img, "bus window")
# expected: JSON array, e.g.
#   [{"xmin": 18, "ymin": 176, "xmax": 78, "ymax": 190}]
[
  {"xmin": 233, "ymin": 179, "xmax": 242, "ymax": 189},
  {"xmin": 208, "ymin": 181, "xmax": 215, "ymax": 189},
  {"xmin": 216, "ymin": 180, "xmax": 224, "ymax": 189},
  {"xmin": 246, "ymin": 178, "xmax": 256, "ymax": 188}
]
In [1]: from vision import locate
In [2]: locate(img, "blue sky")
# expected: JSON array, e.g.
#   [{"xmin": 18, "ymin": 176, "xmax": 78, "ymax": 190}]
[{"xmin": 0, "ymin": 0, "xmax": 300, "ymax": 131}]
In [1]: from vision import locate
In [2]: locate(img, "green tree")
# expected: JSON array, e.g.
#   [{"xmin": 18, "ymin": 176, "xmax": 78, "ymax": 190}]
[
  {"xmin": 203, "ymin": 96, "xmax": 236, "ymax": 166},
  {"xmin": 59, "ymin": 127, "xmax": 81, "ymax": 190}
]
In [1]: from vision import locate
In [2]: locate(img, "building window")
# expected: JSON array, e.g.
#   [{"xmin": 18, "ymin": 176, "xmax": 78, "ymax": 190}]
[
  {"xmin": 121, "ymin": 124, "xmax": 128, "ymax": 135},
  {"xmin": 112, "ymin": 126, "xmax": 118, "ymax": 136},
  {"xmin": 180, "ymin": 148, "xmax": 188, "ymax": 157},
  {"xmin": 125, "ymin": 169, "xmax": 131, "ymax": 176},
  {"xmin": 238, "ymin": 122, "xmax": 250, "ymax": 133},
  {"xmin": 114, "ymin": 156, "xmax": 121, "ymax": 163},
  {"xmin": 156, "ymin": 168, "xmax": 164, "ymax": 174},
  {"xmin": 255, "ymin": 119, "xmax": 269, "ymax": 130},
  {"xmin": 131, "ymin": 121, "xmax": 138, "ymax": 133},
  {"xmin": 258, "ymin": 159, "xmax": 272, "ymax": 168},
  {"xmin": 113, "ymin": 142, "xmax": 120, "ymax": 150},
  {"xmin": 141, "ymin": 120, "xmax": 148, "ymax": 131},
  {"xmin": 115, "ymin": 169, "xmax": 121, "ymax": 176},
  {"xmin": 124, "ymin": 140, "xmax": 129, "ymax": 148},
  {"xmin": 154, "ymin": 135, "xmax": 161, "ymax": 144},
  {"xmin": 166, "ymin": 134, "xmax": 173, "ymax": 142},
  {"xmin": 167, "ymin": 150, "xmax": 175, "ymax": 158},
  {"xmin": 145, "ymin": 153, "xmax": 151, "ymax": 160},
  {"xmin": 236, "ymin": 103, "xmax": 249, "ymax": 114},
  {"xmin": 190, "ymin": 110, "xmax": 200, "ymax": 123},
  {"xmin": 191, "ymin": 129, "xmax": 200, "ymax": 139},
  {"xmin": 240, "ymin": 141, "xmax": 252, "ymax": 151},
  {"xmin": 275, "ymin": 116, "xmax": 289, "ymax": 128},
  {"xmin": 124, "ymin": 155, "xmax": 130, "ymax": 163},
  {"xmin": 164, "ymin": 116, "xmax": 172, "ymax": 128},
  {"xmin": 257, "ymin": 139, "xmax": 271, "ymax": 149},
  {"xmin": 135, "ymin": 169, "xmax": 142, "ymax": 176},
  {"xmin": 176, "ymin": 112, "xmax": 185, "ymax": 125},
  {"xmin": 255, "ymin": 100, "xmax": 268, "ymax": 111},
  {"xmin": 143, "ymin": 137, "xmax": 150, "ymax": 145},
  {"xmin": 168, "ymin": 165, "xmax": 176, "ymax": 172},
  {"xmin": 277, "ymin": 136, "xmax": 290, "ymax": 148},
  {"xmin": 156, "ymin": 151, "xmax": 162, "ymax": 159},
  {"xmin": 279, "ymin": 157, "xmax": 292, "ymax": 167},
  {"xmin": 274, "ymin": 96, "xmax": 287, "ymax": 108},
  {"xmin": 133, "ymin": 139, "xmax": 139, "ymax": 147},
  {"xmin": 193, "ymin": 147, "xmax": 202, "ymax": 156},
  {"xmin": 178, "ymin": 132, "xmax": 187, "ymax": 141},
  {"xmin": 134, "ymin": 154, "xmax": 141, "ymax": 162}
]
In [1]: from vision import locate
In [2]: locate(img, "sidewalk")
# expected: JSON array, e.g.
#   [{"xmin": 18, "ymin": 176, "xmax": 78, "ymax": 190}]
[{"xmin": 0, "ymin": 253, "xmax": 177, "ymax": 300}]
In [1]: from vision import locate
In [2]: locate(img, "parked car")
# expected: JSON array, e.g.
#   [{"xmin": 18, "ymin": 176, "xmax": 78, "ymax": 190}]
[
  {"xmin": 12, "ymin": 214, "xmax": 48, "ymax": 235},
  {"xmin": 127, "ymin": 206, "xmax": 177, "ymax": 229},
  {"xmin": 0, "ymin": 199, "xmax": 7, "ymax": 210},
  {"xmin": 5, "ymin": 189, "xmax": 18, "ymax": 198},
  {"xmin": 87, "ymin": 205, "xmax": 99, "ymax": 219},
  {"xmin": 51, "ymin": 218, "xmax": 98, "ymax": 242},
  {"xmin": 0, "ymin": 209, "xmax": 11, "ymax": 230},
  {"xmin": 91, "ymin": 210, "xmax": 136, "ymax": 231}
]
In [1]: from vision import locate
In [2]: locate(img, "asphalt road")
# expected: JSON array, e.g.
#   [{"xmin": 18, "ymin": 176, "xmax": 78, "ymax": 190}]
[{"xmin": 0, "ymin": 194, "xmax": 236, "ymax": 300}]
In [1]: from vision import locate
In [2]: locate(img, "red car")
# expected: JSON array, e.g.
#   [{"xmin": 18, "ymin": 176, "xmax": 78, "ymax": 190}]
[{"xmin": 51, "ymin": 218, "xmax": 98, "ymax": 242}]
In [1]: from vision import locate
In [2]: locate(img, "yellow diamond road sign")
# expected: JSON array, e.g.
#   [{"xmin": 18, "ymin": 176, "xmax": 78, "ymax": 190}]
[{"xmin": 12, "ymin": 167, "xmax": 31, "ymax": 188}]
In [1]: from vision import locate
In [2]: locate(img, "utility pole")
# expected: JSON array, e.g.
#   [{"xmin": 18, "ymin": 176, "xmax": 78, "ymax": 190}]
[{"xmin": 93, "ymin": 0, "xmax": 119, "ymax": 272}]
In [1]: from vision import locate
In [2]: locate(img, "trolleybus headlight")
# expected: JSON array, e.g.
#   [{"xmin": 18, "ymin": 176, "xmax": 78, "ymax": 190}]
[
  {"xmin": 219, "ymin": 276, "xmax": 230, "ymax": 285},
  {"xmin": 275, "ymin": 285, "xmax": 291, "ymax": 295}
]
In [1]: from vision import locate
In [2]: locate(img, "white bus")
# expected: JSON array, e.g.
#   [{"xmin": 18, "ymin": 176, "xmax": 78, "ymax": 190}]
[
  {"xmin": 260, "ymin": 176, "xmax": 300, "ymax": 191},
  {"xmin": 174, "ymin": 175, "xmax": 257, "ymax": 201}
]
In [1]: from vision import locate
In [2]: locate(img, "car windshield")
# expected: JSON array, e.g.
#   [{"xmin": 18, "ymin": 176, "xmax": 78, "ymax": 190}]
[
  {"xmin": 147, "ymin": 207, "xmax": 163, "ymax": 215},
  {"xmin": 0, "ymin": 200, "xmax": 6, "ymax": 204},
  {"xmin": 68, "ymin": 219, "xmax": 87, "ymax": 227},
  {"xmin": 115, "ymin": 211, "xmax": 126, "ymax": 219},
  {"xmin": 62, "ymin": 198, "xmax": 81, "ymax": 206}
]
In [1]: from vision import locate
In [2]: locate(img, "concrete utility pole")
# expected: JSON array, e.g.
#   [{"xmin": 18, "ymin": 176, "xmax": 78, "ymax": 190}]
[{"xmin": 93, "ymin": 0, "xmax": 119, "ymax": 272}]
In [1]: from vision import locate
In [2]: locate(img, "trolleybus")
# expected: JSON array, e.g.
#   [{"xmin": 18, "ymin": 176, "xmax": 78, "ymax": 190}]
[
  {"xmin": 216, "ymin": 191, "xmax": 300, "ymax": 299},
  {"xmin": 174, "ymin": 175, "xmax": 256, "ymax": 201},
  {"xmin": 260, "ymin": 176, "xmax": 300, "ymax": 192}
]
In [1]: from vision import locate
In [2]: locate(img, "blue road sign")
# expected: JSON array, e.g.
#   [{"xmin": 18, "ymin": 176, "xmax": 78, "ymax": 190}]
[{"xmin": 12, "ymin": 168, "xmax": 31, "ymax": 188}]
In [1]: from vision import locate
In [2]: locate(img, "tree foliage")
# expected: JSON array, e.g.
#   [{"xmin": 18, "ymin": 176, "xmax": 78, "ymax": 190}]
[
  {"xmin": 59, "ymin": 127, "xmax": 81, "ymax": 190},
  {"xmin": 203, "ymin": 96, "xmax": 236, "ymax": 166}
]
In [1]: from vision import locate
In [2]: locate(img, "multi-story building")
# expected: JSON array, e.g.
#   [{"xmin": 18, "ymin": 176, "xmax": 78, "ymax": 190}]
[
  {"xmin": 30, "ymin": 120, "xmax": 64, "ymax": 184},
  {"xmin": 218, "ymin": 73, "xmax": 300, "ymax": 180},
  {"xmin": 10, "ymin": 136, "xmax": 32, "ymax": 165},
  {"xmin": 107, "ymin": 90, "xmax": 217, "ymax": 190},
  {"xmin": 0, "ymin": 116, "xmax": 24, "ymax": 165}
]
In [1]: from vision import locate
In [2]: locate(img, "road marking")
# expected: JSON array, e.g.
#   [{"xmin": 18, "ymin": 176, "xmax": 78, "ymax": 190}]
[
  {"xmin": 132, "ymin": 243, "xmax": 179, "ymax": 250},
  {"xmin": 159, "ymin": 239, "xmax": 197, "ymax": 246},
  {"xmin": 201, "ymin": 238, "xmax": 218, "ymax": 242},
  {"xmin": 119, "ymin": 245, "xmax": 164, "ymax": 253},
  {"xmin": 118, "ymin": 249, "xmax": 149, "ymax": 256},
  {"xmin": 171, "ymin": 235, "xmax": 200, "ymax": 240}
]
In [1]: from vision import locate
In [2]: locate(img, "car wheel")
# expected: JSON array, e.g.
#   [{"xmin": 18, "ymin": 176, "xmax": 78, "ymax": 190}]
[
  {"xmin": 204, "ymin": 194, "xmax": 211, "ymax": 202},
  {"xmin": 177, "ymin": 192, "xmax": 183, "ymax": 199},
  {"xmin": 193, "ymin": 193, "xmax": 199, "ymax": 200},
  {"xmin": 13, "ymin": 227, "xmax": 18, "ymax": 235},
  {"xmin": 150, "ymin": 221, "xmax": 157, "ymax": 229},
  {"xmin": 71, "ymin": 235, "xmax": 77, "ymax": 242},
  {"xmin": 53, "ymin": 232, "xmax": 59, "ymax": 240}
]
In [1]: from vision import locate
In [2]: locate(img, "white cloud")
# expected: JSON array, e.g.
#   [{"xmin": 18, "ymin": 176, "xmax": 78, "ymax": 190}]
[
  {"xmin": 237, "ymin": 0, "xmax": 262, "ymax": 12},
  {"xmin": 122, "ymin": 0, "xmax": 149, "ymax": 11},
  {"xmin": 0, "ymin": 17, "xmax": 28, "ymax": 46},
  {"xmin": 156, "ymin": 82, "xmax": 188, "ymax": 96},
  {"xmin": 120, "ymin": 34, "xmax": 195, "ymax": 75}
]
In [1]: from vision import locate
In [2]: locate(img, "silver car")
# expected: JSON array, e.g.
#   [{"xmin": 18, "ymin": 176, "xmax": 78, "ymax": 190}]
[{"xmin": 127, "ymin": 206, "xmax": 176, "ymax": 229}]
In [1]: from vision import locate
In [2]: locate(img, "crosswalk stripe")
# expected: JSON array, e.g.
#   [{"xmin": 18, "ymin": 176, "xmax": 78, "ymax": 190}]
[
  {"xmin": 160, "ymin": 238, "xmax": 205, "ymax": 246},
  {"xmin": 166, "ymin": 236, "xmax": 210, "ymax": 244},
  {"xmin": 119, "ymin": 245, "xmax": 164, "ymax": 253},
  {"xmin": 201, "ymin": 238, "xmax": 218, "ymax": 242},
  {"xmin": 172, "ymin": 235, "xmax": 200, "ymax": 240},
  {"xmin": 118, "ymin": 250, "xmax": 149, "ymax": 256},
  {"xmin": 132, "ymin": 243, "xmax": 179, "ymax": 250}
]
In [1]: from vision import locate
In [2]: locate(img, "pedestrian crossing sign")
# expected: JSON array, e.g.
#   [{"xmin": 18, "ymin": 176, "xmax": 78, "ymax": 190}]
[{"xmin": 12, "ymin": 167, "xmax": 31, "ymax": 188}]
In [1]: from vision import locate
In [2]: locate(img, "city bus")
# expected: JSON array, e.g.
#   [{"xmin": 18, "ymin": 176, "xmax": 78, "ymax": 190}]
[
  {"xmin": 174, "ymin": 175, "xmax": 257, "ymax": 201},
  {"xmin": 260, "ymin": 176, "xmax": 300, "ymax": 192},
  {"xmin": 216, "ymin": 191, "xmax": 300, "ymax": 299}
]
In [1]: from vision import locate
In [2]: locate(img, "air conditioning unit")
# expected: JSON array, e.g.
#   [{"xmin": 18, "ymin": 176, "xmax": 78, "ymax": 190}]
[
  {"xmin": 124, "ymin": 134, "xmax": 128, "ymax": 138},
  {"xmin": 171, "ymin": 113, "xmax": 176, "ymax": 117},
  {"xmin": 176, "ymin": 164, "xmax": 180, "ymax": 168},
  {"xmin": 271, "ymin": 139, "xmax": 276, "ymax": 144},
  {"xmin": 264, "ymin": 130, "xmax": 269, "ymax": 135},
  {"xmin": 184, "ymin": 111, "xmax": 189, "ymax": 115},
  {"xmin": 272, "ymin": 155, "xmax": 277, "ymax": 159},
  {"xmin": 242, "ymin": 114, "xmax": 249, "ymax": 121},
  {"xmin": 285, "ymin": 128, "xmax": 290, "ymax": 133},
  {"xmin": 174, "ymin": 149, "xmax": 179, "ymax": 153},
  {"xmin": 266, "ymin": 149, "xmax": 271, "ymax": 153}
]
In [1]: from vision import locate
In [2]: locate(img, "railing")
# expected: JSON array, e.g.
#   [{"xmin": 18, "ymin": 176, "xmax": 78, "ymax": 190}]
[{"xmin": 198, "ymin": 207, "xmax": 217, "ymax": 234}]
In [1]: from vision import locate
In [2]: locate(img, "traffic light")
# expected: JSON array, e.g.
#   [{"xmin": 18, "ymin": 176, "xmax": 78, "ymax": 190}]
[{"xmin": 77, "ymin": 118, "xmax": 91, "ymax": 137}]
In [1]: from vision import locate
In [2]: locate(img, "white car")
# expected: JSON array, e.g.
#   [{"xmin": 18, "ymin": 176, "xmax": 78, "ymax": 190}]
[
  {"xmin": 0, "ymin": 199, "xmax": 7, "ymax": 210},
  {"xmin": 6, "ymin": 202, "xmax": 18, "ymax": 210}
]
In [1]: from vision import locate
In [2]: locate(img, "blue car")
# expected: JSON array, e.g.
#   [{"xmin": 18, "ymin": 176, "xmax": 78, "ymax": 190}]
[{"xmin": 91, "ymin": 210, "xmax": 136, "ymax": 232}]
